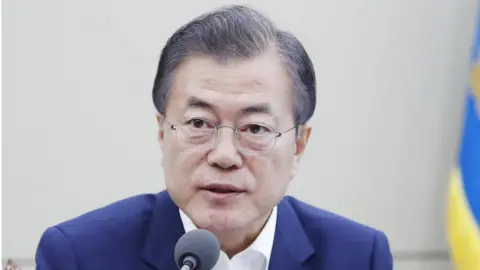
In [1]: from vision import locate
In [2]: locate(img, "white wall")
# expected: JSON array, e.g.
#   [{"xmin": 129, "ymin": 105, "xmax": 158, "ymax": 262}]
[{"xmin": 3, "ymin": 1, "xmax": 478, "ymax": 269}]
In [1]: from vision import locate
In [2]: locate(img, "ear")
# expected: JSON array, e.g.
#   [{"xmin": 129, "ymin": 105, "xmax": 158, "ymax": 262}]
[
  {"xmin": 290, "ymin": 125, "xmax": 311, "ymax": 180},
  {"xmin": 156, "ymin": 114, "xmax": 165, "ymax": 148},
  {"xmin": 295, "ymin": 125, "xmax": 312, "ymax": 157}
]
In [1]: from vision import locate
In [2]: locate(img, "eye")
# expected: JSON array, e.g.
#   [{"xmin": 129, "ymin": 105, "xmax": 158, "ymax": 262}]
[
  {"xmin": 184, "ymin": 118, "xmax": 214, "ymax": 129},
  {"xmin": 239, "ymin": 123, "xmax": 273, "ymax": 134}
]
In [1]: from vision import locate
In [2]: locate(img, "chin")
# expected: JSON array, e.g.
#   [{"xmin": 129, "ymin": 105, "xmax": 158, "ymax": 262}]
[{"xmin": 194, "ymin": 208, "xmax": 248, "ymax": 232}]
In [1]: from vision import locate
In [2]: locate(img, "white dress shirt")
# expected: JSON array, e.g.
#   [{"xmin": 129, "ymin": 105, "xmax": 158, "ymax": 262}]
[{"xmin": 179, "ymin": 206, "xmax": 277, "ymax": 270}]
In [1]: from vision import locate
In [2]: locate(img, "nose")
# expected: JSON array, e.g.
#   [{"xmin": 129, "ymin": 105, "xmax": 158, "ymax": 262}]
[{"xmin": 206, "ymin": 127, "xmax": 243, "ymax": 170}]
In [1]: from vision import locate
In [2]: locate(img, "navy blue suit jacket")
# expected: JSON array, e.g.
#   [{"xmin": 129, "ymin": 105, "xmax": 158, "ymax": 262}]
[{"xmin": 35, "ymin": 191, "xmax": 393, "ymax": 270}]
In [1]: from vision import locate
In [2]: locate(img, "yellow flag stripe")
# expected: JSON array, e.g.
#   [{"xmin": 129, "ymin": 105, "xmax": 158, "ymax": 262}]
[{"xmin": 447, "ymin": 168, "xmax": 480, "ymax": 269}]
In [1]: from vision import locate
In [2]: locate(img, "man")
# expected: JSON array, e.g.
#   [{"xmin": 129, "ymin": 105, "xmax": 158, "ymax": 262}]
[{"xmin": 35, "ymin": 5, "xmax": 393, "ymax": 270}]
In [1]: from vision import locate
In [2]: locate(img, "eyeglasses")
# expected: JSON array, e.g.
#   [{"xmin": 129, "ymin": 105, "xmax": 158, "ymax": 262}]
[{"xmin": 163, "ymin": 117, "xmax": 297, "ymax": 156}]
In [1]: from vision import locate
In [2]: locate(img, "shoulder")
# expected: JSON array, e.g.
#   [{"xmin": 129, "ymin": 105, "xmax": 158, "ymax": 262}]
[
  {"xmin": 35, "ymin": 192, "xmax": 161, "ymax": 268},
  {"xmin": 282, "ymin": 196, "xmax": 393, "ymax": 268},
  {"xmin": 284, "ymin": 195, "xmax": 381, "ymax": 238},
  {"xmin": 56, "ymin": 192, "xmax": 158, "ymax": 232}
]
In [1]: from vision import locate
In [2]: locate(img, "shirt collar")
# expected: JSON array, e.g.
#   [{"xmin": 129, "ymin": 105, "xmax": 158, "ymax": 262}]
[{"xmin": 179, "ymin": 206, "xmax": 277, "ymax": 264}]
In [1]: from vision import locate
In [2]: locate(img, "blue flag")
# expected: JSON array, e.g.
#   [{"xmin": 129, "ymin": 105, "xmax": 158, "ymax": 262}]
[{"xmin": 446, "ymin": 10, "xmax": 480, "ymax": 269}]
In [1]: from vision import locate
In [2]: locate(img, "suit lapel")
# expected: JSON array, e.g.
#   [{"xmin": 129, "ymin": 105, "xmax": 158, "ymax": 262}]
[
  {"xmin": 142, "ymin": 191, "xmax": 185, "ymax": 270},
  {"xmin": 268, "ymin": 197, "xmax": 315, "ymax": 270},
  {"xmin": 141, "ymin": 193, "xmax": 315, "ymax": 270}
]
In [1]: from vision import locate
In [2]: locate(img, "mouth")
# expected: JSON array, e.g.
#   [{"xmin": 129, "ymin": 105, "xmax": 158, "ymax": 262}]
[{"xmin": 200, "ymin": 184, "xmax": 246, "ymax": 194}]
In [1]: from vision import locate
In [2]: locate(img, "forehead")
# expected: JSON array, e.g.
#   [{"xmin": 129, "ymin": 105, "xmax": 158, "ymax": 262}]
[{"xmin": 166, "ymin": 52, "xmax": 293, "ymax": 114}]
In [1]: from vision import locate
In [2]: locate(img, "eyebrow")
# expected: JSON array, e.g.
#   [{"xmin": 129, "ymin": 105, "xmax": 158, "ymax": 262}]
[
  {"xmin": 186, "ymin": 96, "xmax": 215, "ymax": 111},
  {"xmin": 186, "ymin": 96, "xmax": 273, "ymax": 117},
  {"xmin": 240, "ymin": 103, "xmax": 272, "ymax": 116}
]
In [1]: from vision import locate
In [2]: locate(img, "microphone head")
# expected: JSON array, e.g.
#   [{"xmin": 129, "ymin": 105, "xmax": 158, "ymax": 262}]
[{"xmin": 174, "ymin": 229, "xmax": 220, "ymax": 270}]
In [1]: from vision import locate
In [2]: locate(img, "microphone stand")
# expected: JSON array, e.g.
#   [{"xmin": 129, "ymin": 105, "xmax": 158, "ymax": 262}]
[{"xmin": 180, "ymin": 256, "xmax": 197, "ymax": 270}]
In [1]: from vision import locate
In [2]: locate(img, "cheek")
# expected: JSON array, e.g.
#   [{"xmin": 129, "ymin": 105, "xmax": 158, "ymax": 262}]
[
  {"xmin": 162, "ymin": 140, "xmax": 203, "ymax": 186},
  {"xmin": 247, "ymin": 152, "xmax": 295, "ymax": 191}
]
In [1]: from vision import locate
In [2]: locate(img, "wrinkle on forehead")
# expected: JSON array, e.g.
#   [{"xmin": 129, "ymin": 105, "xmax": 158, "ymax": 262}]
[
  {"xmin": 199, "ymin": 76, "xmax": 263, "ymax": 95},
  {"xmin": 176, "ymin": 52, "xmax": 290, "ymax": 93},
  {"xmin": 167, "ymin": 53, "xmax": 294, "ymax": 123}
]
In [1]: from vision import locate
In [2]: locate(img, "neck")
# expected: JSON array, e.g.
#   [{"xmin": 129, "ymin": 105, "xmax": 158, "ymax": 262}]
[{"xmin": 213, "ymin": 210, "xmax": 272, "ymax": 258}]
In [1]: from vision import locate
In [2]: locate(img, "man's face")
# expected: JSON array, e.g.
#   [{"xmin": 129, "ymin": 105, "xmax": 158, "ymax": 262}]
[{"xmin": 158, "ymin": 52, "xmax": 310, "ymax": 233}]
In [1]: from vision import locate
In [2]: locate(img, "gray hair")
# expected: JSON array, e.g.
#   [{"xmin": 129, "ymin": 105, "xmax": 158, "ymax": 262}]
[{"xmin": 152, "ymin": 5, "xmax": 316, "ymax": 124}]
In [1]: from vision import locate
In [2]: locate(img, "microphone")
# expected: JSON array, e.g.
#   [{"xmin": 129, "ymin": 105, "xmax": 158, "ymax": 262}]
[{"xmin": 174, "ymin": 229, "xmax": 221, "ymax": 270}]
